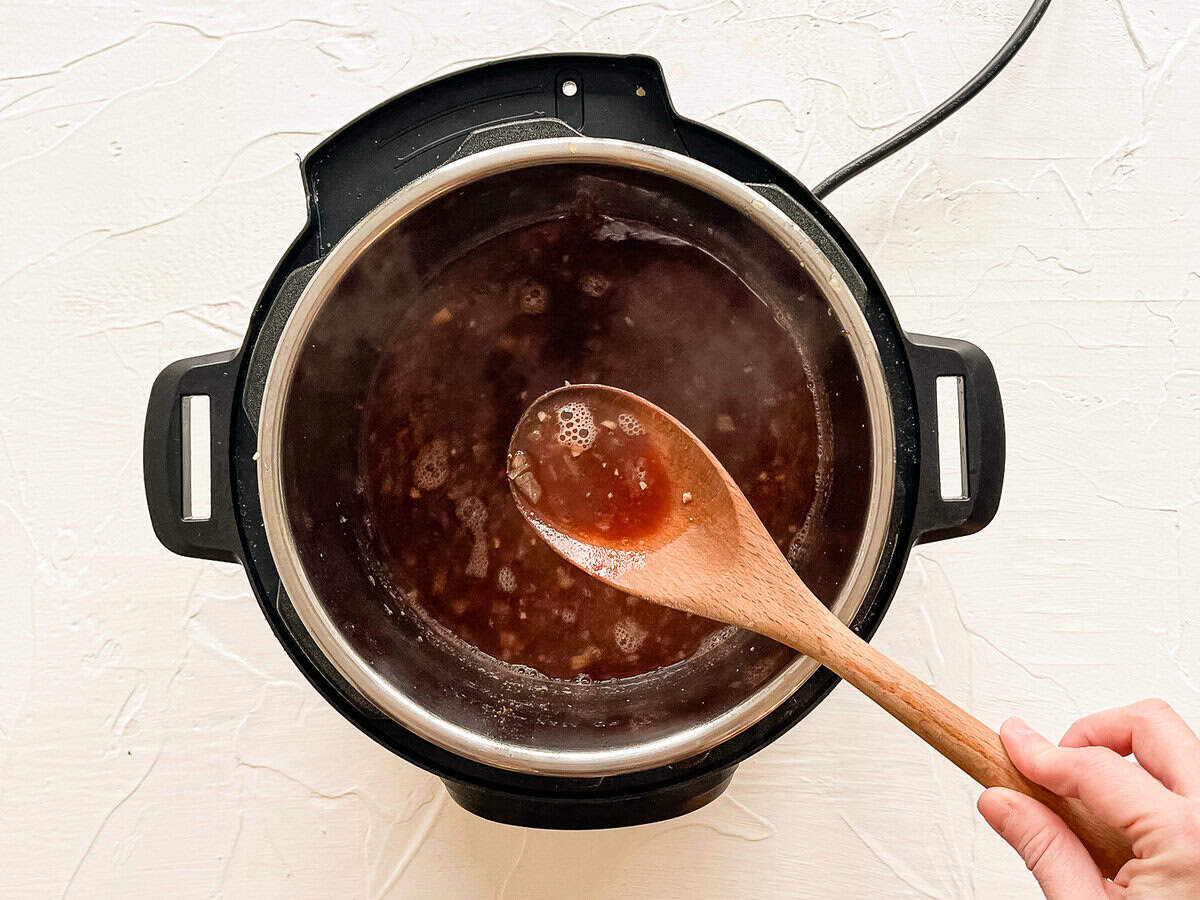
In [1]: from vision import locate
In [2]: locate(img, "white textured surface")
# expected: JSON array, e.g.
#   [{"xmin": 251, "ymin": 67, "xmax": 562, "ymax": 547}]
[{"xmin": 2, "ymin": 1, "xmax": 1198, "ymax": 896}]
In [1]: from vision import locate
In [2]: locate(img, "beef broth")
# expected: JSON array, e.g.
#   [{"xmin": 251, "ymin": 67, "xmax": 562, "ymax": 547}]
[{"xmin": 358, "ymin": 213, "xmax": 823, "ymax": 680}]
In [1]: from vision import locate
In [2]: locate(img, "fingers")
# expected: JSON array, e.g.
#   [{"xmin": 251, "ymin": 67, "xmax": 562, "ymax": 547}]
[
  {"xmin": 1001, "ymin": 717, "xmax": 1179, "ymax": 831},
  {"xmin": 1060, "ymin": 699, "xmax": 1200, "ymax": 798},
  {"xmin": 978, "ymin": 787, "xmax": 1111, "ymax": 900}
]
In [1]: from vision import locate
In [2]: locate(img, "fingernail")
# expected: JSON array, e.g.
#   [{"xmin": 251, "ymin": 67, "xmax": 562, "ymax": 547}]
[
  {"xmin": 1007, "ymin": 717, "xmax": 1033, "ymax": 737},
  {"xmin": 978, "ymin": 788, "xmax": 1016, "ymax": 834},
  {"xmin": 980, "ymin": 787, "xmax": 1013, "ymax": 812}
]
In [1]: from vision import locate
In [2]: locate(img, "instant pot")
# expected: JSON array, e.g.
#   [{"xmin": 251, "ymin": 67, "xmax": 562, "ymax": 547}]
[{"xmin": 144, "ymin": 54, "xmax": 1004, "ymax": 827}]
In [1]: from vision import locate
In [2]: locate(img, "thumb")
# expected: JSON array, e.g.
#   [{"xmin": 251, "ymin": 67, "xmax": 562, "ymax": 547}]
[{"xmin": 978, "ymin": 787, "xmax": 1111, "ymax": 899}]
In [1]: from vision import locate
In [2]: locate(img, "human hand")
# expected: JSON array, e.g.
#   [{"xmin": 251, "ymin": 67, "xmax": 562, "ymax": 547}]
[{"xmin": 977, "ymin": 699, "xmax": 1200, "ymax": 898}]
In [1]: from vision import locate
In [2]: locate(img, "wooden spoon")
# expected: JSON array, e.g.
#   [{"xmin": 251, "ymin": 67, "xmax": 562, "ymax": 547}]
[{"xmin": 507, "ymin": 383, "xmax": 1132, "ymax": 878}]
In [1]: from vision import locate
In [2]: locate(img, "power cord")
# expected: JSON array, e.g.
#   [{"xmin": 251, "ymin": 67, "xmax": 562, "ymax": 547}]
[{"xmin": 812, "ymin": 0, "xmax": 1052, "ymax": 200}]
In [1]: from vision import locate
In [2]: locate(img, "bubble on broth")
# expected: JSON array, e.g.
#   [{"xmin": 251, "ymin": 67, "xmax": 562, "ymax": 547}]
[
  {"xmin": 465, "ymin": 537, "xmax": 488, "ymax": 579},
  {"xmin": 617, "ymin": 412, "xmax": 645, "ymax": 436},
  {"xmin": 786, "ymin": 529, "xmax": 807, "ymax": 566},
  {"xmin": 555, "ymin": 401, "xmax": 597, "ymax": 451},
  {"xmin": 578, "ymin": 271, "xmax": 611, "ymax": 297},
  {"xmin": 516, "ymin": 278, "xmax": 549, "ymax": 315},
  {"xmin": 456, "ymin": 495, "xmax": 490, "ymax": 578},
  {"xmin": 613, "ymin": 617, "xmax": 648, "ymax": 654},
  {"xmin": 497, "ymin": 565, "xmax": 517, "ymax": 593},
  {"xmin": 456, "ymin": 495, "xmax": 487, "ymax": 533},
  {"xmin": 506, "ymin": 662, "xmax": 549, "ymax": 680},
  {"xmin": 697, "ymin": 624, "xmax": 738, "ymax": 655},
  {"xmin": 413, "ymin": 438, "xmax": 449, "ymax": 490}
]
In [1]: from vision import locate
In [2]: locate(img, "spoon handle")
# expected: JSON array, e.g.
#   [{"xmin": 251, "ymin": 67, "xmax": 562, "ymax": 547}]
[{"xmin": 781, "ymin": 594, "xmax": 1133, "ymax": 879}]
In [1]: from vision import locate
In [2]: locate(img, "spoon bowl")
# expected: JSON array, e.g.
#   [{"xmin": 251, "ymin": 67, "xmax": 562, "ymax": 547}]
[{"xmin": 507, "ymin": 383, "xmax": 743, "ymax": 604}]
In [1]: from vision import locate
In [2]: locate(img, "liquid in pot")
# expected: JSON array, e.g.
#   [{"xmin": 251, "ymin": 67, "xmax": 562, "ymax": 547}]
[{"xmin": 358, "ymin": 213, "xmax": 826, "ymax": 680}]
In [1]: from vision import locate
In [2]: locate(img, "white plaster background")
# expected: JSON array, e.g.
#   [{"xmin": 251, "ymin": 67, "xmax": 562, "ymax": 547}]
[{"xmin": 1, "ymin": 0, "xmax": 1197, "ymax": 896}]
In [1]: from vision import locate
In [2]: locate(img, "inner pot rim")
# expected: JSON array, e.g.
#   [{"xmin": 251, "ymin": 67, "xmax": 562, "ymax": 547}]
[{"xmin": 256, "ymin": 137, "xmax": 896, "ymax": 776}]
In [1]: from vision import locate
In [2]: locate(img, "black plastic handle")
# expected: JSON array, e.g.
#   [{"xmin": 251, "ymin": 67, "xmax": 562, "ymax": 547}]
[
  {"xmin": 907, "ymin": 333, "xmax": 1006, "ymax": 543},
  {"xmin": 143, "ymin": 350, "xmax": 242, "ymax": 562}
]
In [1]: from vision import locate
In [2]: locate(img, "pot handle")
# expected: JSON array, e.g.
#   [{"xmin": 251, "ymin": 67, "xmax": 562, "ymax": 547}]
[
  {"xmin": 907, "ymin": 334, "xmax": 1005, "ymax": 543},
  {"xmin": 143, "ymin": 350, "xmax": 242, "ymax": 562}
]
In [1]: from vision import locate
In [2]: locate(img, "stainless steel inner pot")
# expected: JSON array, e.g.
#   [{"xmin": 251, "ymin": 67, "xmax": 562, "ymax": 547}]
[{"xmin": 257, "ymin": 138, "xmax": 895, "ymax": 776}]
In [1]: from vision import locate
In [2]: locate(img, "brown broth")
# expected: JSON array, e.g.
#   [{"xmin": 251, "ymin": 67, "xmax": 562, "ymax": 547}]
[{"xmin": 358, "ymin": 214, "xmax": 821, "ymax": 680}]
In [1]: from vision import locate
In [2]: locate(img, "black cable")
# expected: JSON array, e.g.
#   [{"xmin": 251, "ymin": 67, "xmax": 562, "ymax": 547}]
[{"xmin": 812, "ymin": 0, "xmax": 1052, "ymax": 200}]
